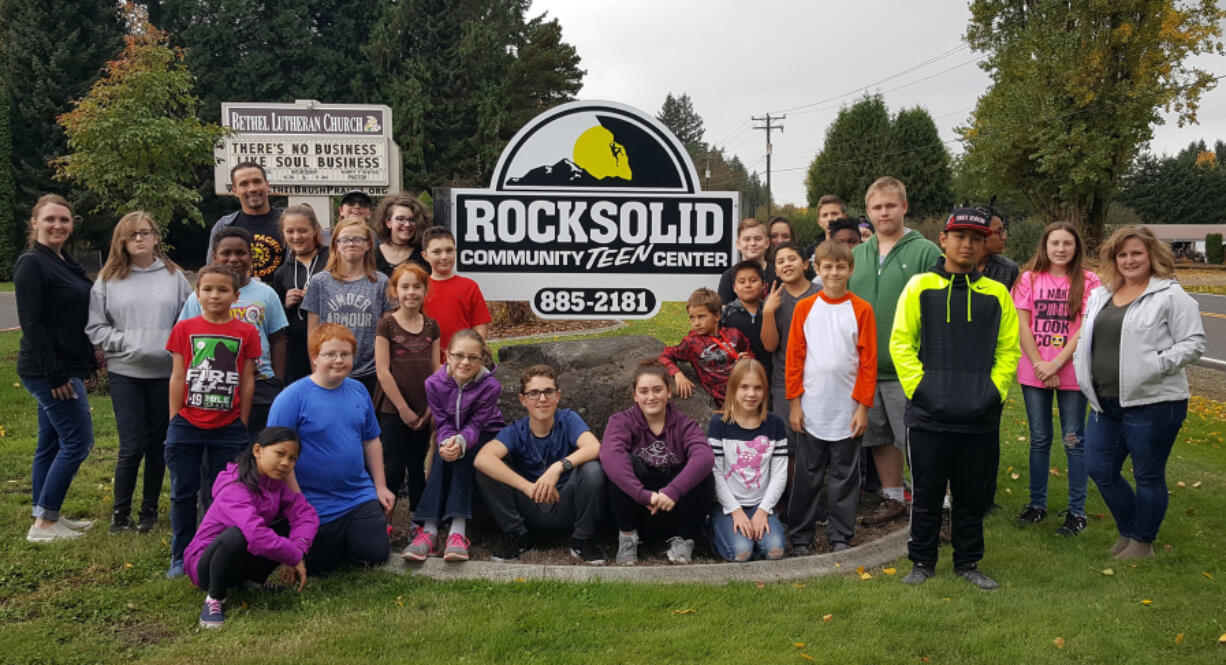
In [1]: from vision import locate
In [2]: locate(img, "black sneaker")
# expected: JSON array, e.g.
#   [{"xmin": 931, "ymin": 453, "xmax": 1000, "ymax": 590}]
[
  {"xmin": 1016, "ymin": 505, "xmax": 1047, "ymax": 525},
  {"xmin": 491, "ymin": 531, "xmax": 533, "ymax": 562},
  {"xmin": 109, "ymin": 515, "xmax": 134, "ymax": 535},
  {"xmin": 903, "ymin": 564, "xmax": 934, "ymax": 585},
  {"xmin": 569, "ymin": 538, "xmax": 606, "ymax": 566},
  {"xmin": 955, "ymin": 566, "xmax": 1000, "ymax": 590},
  {"xmin": 136, "ymin": 514, "xmax": 157, "ymax": 534},
  {"xmin": 1054, "ymin": 512, "xmax": 1087, "ymax": 537}
]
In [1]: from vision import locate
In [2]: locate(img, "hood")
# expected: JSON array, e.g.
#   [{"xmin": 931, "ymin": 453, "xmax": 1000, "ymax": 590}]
[
  {"xmin": 929, "ymin": 260, "xmax": 984, "ymax": 324},
  {"xmin": 439, "ymin": 362, "xmax": 495, "ymax": 390},
  {"xmin": 130, "ymin": 257, "xmax": 167, "ymax": 274},
  {"xmin": 212, "ymin": 462, "xmax": 241, "ymax": 499}
]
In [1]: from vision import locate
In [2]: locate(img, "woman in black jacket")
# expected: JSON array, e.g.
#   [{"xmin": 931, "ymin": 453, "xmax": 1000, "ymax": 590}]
[{"xmin": 16, "ymin": 194, "xmax": 98, "ymax": 543}]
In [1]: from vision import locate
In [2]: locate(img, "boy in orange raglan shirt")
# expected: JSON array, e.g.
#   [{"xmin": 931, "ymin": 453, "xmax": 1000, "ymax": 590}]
[{"xmin": 784, "ymin": 240, "xmax": 877, "ymax": 555}]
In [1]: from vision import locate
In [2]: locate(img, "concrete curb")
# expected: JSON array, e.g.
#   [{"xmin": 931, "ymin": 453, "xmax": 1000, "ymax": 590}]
[{"xmin": 382, "ymin": 525, "xmax": 908, "ymax": 584}]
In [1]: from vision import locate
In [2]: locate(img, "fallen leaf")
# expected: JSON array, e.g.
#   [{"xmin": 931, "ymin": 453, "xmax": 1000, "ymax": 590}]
[
  {"xmin": 1142, "ymin": 599, "xmax": 1153, "ymax": 605},
  {"xmin": 1203, "ymin": 572, "xmax": 1214, "ymax": 580},
  {"xmin": 1192, "ymin": 481, "xmax": 1202, "ymax": 488},
  {"xmin": 834, "ymin": 562, "xmax": 840, "ymax": 567},
  {"xmin": 1095, "ymin": 513, "xmax": 1106, "ymax": 520},
  {"xmin": 124, "ymin": 563, "xmax": 133, "ymax": 569},
  {"xmin": 883, "ymin": 567, "xmax": 897, "ymax": 575},
  {"xmin": 1016, "ymin": 436, "xmax": 1025, "ymax": 441},
  {"xmin": 1053, "ymin": 637, "xmax": 1065, "ymax": 649},
  {"xmin": 822, "ymin": 613, "xmax": 833, "ymax": 622},
  {"xmin": 1187, "ymin": 508, "xmax": 1197, "ymax": 516},
  {"xmin": 1049, "ymin": 467, "xmax": 1061, "ymax": 477},
  {"xmin": 1219, "ymin": 632, "xmax": 1226, "ymax": 644},
  {"xmin": 943, "ymin": 597, "xmax": 950, "ymax": 602},
  {"xmin": 1004, "ymin": 488, "xmax": 1012, "ymax": 494},
  {"xmin": 793, "ymin": 582, "xmax": 807, "ymax": 589},
  {"xmin": 1006, "ymin": 465, "xmax": 1014, "ymax": 473},
  {"xmin": 126, "ymin": 602, "xmax": 136, "ymax": 609},
  {"xmin": 793, "ymin": 642, "xmax": 805, "ymax": 648},
  {"xmin": 801, "ymin": 654, "xmax": 814, "ymax": 661},
  {"xmin": 859, "ymin": 571, "xmax": 872, "ymax": 580},
  {"xmin": 922, "ymin": 658, "xmax": 931, "ymax": 663},
  {"xmin": 1010, "ymin": 472, "xmax": 1020, "ymax": 480},
  {"xmin": 673, "ymin": 608, "xmax": 695, "ymax": 615},
  {"xmin": 756, "ymin": 580, "xmax": 765, "ymax": 589},
  {"xmin": 1176, "ymin": 481, "xmax": 1187, "ymax": 488},
  {"xmin": 1165, "ymin": 544, "xmax": 1173, "ymax": 550},
  {"xmin": 240, "ymin": 602, "xmax": 248, "ymax": 610},
  {"xmin": 515, "ymin": 577, "xmax": 526, "ymax": 583},
  {"xmin": 1175, "ymin": 633, "xmax": 1184, "ymax": 644},
  {"xmin": 1101, "ymin": 568, "xmax": 1114, "ymax": 576}
]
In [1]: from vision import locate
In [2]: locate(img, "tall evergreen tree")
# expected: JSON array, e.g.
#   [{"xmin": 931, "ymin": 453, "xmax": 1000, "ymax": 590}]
[
  {"xmin": 0, "ymin": 83, "xmax": 19, "ymax": 279},
  {"xmin": 805, "ymin": 94, "xmax": 892, "ymax": 208},
  {"xmin": 890, "ymin": 107, "xmax": 952, "ymax": 217},
  {"xmin": 656, "ymin": 92, "xmax": 706, "ymax": 156},
  {"xmin": 1119, "ymin": 139, "xmax": 1226, "ymax": 224},
  {"xmin": 506, "ymin": 14, "xmax": 584, "ymax": 132}
]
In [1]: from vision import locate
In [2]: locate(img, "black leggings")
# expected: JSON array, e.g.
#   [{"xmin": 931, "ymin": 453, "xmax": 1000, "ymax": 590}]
[
  {"xmin": 607, "ymin": 457, "xmax": 714, "ymax": 541},
  {"xmin": 196, "ymin": 524, "xmax": 286, "ymax": 600},
  {"xmin": 378, "ymin": 412, "xmax": 431, "ymax": 510}
]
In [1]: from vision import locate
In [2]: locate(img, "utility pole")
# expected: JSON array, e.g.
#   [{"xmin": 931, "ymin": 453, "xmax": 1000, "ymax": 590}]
[{"xmin": 752, "ymin": 113, "xmax": 784, "ymax": 215}]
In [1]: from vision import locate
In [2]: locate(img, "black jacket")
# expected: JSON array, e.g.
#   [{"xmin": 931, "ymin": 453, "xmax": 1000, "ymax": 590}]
[{"xmin": 15, "ymin": 243, "xmax": 98, "ymax": 384}]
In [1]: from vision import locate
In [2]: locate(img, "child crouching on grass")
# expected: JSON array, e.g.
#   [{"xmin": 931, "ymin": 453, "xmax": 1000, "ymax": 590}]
[
  {"xmin": 659, "ymin": 287, "xmax": 753, "ymax": 407},
  {"xmin": 185, "ymin": 427, "xmax": 318, "ymax": 629}
]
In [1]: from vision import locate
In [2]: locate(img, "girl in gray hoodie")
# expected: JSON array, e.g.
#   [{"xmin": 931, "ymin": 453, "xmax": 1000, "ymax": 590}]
[{"xmin": 87, "ymin": 212, "xmax": 193, "ymax": 534}]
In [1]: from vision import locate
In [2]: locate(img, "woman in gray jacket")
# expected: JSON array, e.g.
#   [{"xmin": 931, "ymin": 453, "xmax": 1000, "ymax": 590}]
[
  {"xmin": 87, "ymin": 212, "xmax": 193, "ymax": 534},
  {"xmin": 1073, "ymin": 226, "xmax": 1204, "ymax": 560}
]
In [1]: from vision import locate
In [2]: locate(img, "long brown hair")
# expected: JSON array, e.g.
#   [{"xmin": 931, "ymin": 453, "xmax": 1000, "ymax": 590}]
[
  {"xmin": 721, "ymin": 358, "xmax": 768, "ymax": 424},
  {"xmin": 99, "ymin": 211, "xmax": 181, "ymax": 281},
  {"xmin": 28, "ymin": 194, "xmax": 74, "ymax": 248},
  {"xmin": 1023, "ymin": 221, "xmax": 1088, "ymax": 319},
  {"xmin": 371, "ymin": 193, "xmax": 431, "ymax": 244},
  {"xmin": 325, "ymin": 217, "xmax": 379, "ymax": 282},
  {"xmin": 1097, "ymin": 225, "xmax": 1175, "ymax": 291},
  {"xmin": 279, "ymin": 204, "xmax": 324, "ymax": 256}
]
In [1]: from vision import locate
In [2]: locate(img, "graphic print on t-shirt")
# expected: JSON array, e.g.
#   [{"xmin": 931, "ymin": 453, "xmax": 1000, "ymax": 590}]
[
  {"xmin": 185, "ymin": 334, "xmax": 242, "ymax": 410},
  {"xmin": 724, "ymin": 435, "xmax": 772, "ymax": 490},
  {"xmin": 1031, "ymin": 286, "xmax": 1072, "ymax": 349},
  {"xmin": 250, "ymin": 233, "xmax": 284, "ymax": 279},
  {"xmin": 322, "ymin": 291, "xmax": 375, "ymax": 329},
  {"xmin": 231, "ymin": 302, "xmax": 266, "ymax": 329}
]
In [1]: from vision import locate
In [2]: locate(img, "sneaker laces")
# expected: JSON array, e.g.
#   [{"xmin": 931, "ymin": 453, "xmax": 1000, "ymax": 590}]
[
  {"xmin": 411, "ymin": 530, "xmax": 435, "ymax": 548},
  {"xmin": 447, "ymin": 533, "xmax": 470, "ymax": 549},
  {"xmin": 204, "ymin": 597, "xmax": 224, "ymax": 614}
]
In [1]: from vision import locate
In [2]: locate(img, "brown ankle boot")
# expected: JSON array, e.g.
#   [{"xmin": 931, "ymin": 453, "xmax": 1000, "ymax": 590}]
[
  {"xmin": 1109, "ymin": 536, "xmax": 1130, "ymax": 556},
  {"xmin": 1114, "ymin": 539, "xmax": 1155, "ymax": 559}
]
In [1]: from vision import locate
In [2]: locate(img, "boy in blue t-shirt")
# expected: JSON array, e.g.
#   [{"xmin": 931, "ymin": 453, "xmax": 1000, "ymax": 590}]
[{"xmin": 473, "ymin": 365, "xmax": 606, "ymax": 564}]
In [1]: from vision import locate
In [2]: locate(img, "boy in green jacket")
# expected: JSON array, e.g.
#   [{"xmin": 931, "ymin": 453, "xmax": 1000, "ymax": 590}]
[{"xmin": 848, "ymin": 177, "xmax": 942, "ymax": 524}]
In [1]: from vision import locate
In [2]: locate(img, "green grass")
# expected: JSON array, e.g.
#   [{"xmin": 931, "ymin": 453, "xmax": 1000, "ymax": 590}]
[
  {"xmin": 0, "ymin": 281, "xmax": 12, "ymax": 292},
  {"xmin": 2, "ymin": 320, "xmax": 1226, "ymax": 664}
]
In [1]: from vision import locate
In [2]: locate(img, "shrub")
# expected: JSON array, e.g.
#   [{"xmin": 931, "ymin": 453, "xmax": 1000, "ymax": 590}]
[{"xmin": 1207, "ymin": 233, "xmax": 1224, "ymax": 264}]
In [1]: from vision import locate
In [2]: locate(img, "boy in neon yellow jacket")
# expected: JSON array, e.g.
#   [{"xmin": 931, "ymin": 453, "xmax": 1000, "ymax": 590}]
[{"xmin": 890, "ymin": 207, "xmax": 1020, "ymax": 590}]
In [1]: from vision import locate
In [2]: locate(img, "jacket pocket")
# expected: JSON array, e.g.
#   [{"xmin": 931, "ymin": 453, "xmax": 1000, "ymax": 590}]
[{"xmin": 911, "ymin": 369, "xmax": 999, "ymax": 425}]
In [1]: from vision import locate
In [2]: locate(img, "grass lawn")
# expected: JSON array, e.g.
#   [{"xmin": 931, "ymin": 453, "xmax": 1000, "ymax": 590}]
[{"xmin": 2, "ymin": 312, "xmax": 1225, "ymax": 664}]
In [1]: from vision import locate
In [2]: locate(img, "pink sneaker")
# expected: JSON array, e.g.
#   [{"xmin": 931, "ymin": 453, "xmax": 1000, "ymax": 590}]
[
  {"xmin": 442, "ymin": 533, "xmax": 471, "ymax": 562},
  {"xmin": 402, "ymin": 529, "xmax": 438, "ymax": 562}
]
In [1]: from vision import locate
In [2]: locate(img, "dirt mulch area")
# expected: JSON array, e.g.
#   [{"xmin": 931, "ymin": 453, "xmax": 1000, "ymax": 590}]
[
  {"xmin": 1189, "ymin": 366, "xmax": 1226, "ymax": 403},
  {"xmin": 1176, "ymin": 268, "xmax": 1226, "ymax": 285},
  {"xmin": 488, "ymin": 318, "xmax": 619, "ymax": 340}
]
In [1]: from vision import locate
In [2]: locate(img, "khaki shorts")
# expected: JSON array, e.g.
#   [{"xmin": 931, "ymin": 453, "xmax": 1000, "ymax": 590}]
[{"xmin": 863, "ymin": 380, "xmax": 907, "ymax": 450}]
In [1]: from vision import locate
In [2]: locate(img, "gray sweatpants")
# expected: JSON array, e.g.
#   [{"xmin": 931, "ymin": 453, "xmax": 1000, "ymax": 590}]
[{"xmin": 786, "ymin": 432, "xmax": 862, "ymax": 548}]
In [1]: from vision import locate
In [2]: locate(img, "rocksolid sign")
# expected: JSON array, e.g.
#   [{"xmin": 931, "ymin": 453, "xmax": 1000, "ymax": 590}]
[{"xmin": 451, "ymin": 101, "xmax": 738, "ymax": 319}]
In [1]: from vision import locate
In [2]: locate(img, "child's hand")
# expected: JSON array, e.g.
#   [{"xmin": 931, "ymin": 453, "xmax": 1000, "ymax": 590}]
[
  {"xmin": 527, "ymin": 469, "xmax": 562, "ymax": 504},
  {"xmin": 763, "ymin": 281, "xmax": 783, "ymax": 314},
  {"xmin": 376, "ymin": 485, "xmax": 396, "ymax": 513},
  {"xmin": 291, "ymin": 560, "xmax": 308, "ymax": 592},
  {"xmin": 731, "ymin": 508, "xmax": 753, "ymax": 538},
  {"xmin": 673, "ymin": 373, "xmax": 694, "ymax": 399},
  {"xmin": 652, "ymin": 491, "xmax": 677, "ymax": 513},
  {"xmin": 750, "ymin": 508, "xmax": 771, "ymax": 540},
  {"xmin": 789, "ymin": 400, "xmax": 806, "ymax": 433},
  {"xmin": 439, "ymin": 439, "xmax": 462, "ymax": 462},
  {"xmin": 285, "ymin": 288, "xmax": 305, "ymax": 307},
  {"xmin": 397, "ymin": 404, "xmax": 419, "ymax": 427},
  {"xmin": 850, "ymin": 403, "xmax": 869, "ymax": 438},
  {"xmin": 411, "ymin": 407, "xmax": 433, "ymax": 430}
]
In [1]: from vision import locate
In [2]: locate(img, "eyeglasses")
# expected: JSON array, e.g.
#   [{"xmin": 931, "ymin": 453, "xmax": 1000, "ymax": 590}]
[
  {"xmin": 522, "ymin": 388, "xmax": 559, "ymax": 400},
  {"xmin": 336, "ymin": 236, "xmax": 369, "ymax": 246},
  {"xmin": 448, "ymin": 352, "xmax": 483, "ymax": 365},
  {"xmin": 318, "ymin": 351, "xmax": 353, "ymax": 360},
  {"xmin": 392, "ymin": 216, "xmax": 416, "ymax": 226},
  {"xmin": 127, "ymin": 229, "xmax": 156, "ymax": 241}
]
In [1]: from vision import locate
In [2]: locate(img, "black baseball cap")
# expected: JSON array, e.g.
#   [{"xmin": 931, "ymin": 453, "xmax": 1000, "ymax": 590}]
[
  {"xmin": 943, "ymin": 207, "xmax": 992, "ymax": 234},
  {"xmin": 340, "ymin": 190, "xmax": 372, "ymax": 206}
]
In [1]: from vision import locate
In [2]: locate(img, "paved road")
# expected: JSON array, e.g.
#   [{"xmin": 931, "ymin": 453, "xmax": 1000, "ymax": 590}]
[{"xmin": 0, "ymin": 292, "xmax": 13, "ymax": 331}]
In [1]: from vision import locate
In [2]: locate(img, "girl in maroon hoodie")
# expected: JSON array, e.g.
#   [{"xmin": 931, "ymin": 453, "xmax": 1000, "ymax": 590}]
[{"xmin": 600, "ymin": 360, "xmax": 715, "ymax": 565}]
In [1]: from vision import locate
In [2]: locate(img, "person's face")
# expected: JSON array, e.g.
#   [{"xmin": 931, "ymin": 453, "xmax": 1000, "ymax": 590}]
[
  {"xmin": 737, "ymin": 226, "xmax": 768, "ymax": 262},
  {"xmin": 124, "ymin": 220, "xmax": 158, "ymax": 263},
  {"xmin": 197, "ymin": 272, "xmax": 238, "ymax": 316},
  {"xmin": 768, "ymin": 222, "xmax": 793, "ymax": 248},
  {"xmin": 831, "ymin": 228, "xmax": 861, "ymax": 248},
  {"xmin": 313, "ymin": 337, "xmax": 355, "ymax": 384},
  {"xmin": 448, "ymin": 337, "xmax": 485, "ymax": 383},
  {"xmin": 253, "ymin": 440, "xmax": 299, "ymax": 482},
  {"xmin": 859, "ymin": 225, "xmax": 873, "ymax": 242},
  {"xmin": 687, "ymin": 305, "xmax": 719, "ymax": 336},
  {"xmin": 818, "ymin": 204, "xmax": 844, "ymax": 231},
  {"xmin": 387, "ymin": 205, "xmax": 418, "ymax": 244},
  {"xmin": 985, "ymin": 217, "xmax": 1006, "ymax": 255},
  {"xmin": 518, "ymin": 375, "xmax": 560, "ymax": 421},
  {"xmin": 1115, "ymin": 237, "xmax": 1152, "ymax": 283},
  {"xmin": 866, "ymin": 190, "xmax": 907, "ymax": 235},
  {"xmin": 32, "ymin": 203, "xmax": 73, "ymax": 249},
  {"xmin": 633, "ymin": 373, "xmax": 671, "ymax": 418},
  {"xmin": 818, "ymin": 258, "xmax": 852, "ymax": 293},
  {"xmin": 733, "ymin": 369, "xmax": 765, "ymax": 415},
  {"xmin": 774, "ymin": 247, "xmax": 807, "ymax": 284},
  {"xmin": 940, "ymin": 229, "xmax": 985, "ymax": 271},
  {"xmin": 1045, "ymin": 229, "xmax": 1077, "ymax": 268},
  {"xmin": 214, "ymin": 237, "xmax": 253, "ymax": 277},
  {"xmin": 732, "ymin": 268, "xmax": 764, "ymax": 304},
  {"xmin": 425, "ymin": 238, "xmax": 456, "ymax": 274},
  {"xmin": 231, "ymin": 167, "xmax": 270, "ymax": 214},
  {"xmin": 339, "ymin": 198, "xmax": 372, "ymax": 222},
  {"xmin": 335, "ymin": 225, "xmax": 370, "ymax": 262},
  {"xmin": 281, "ymin": 214, "xmax": 318, "ymax": 257},
  {"xmin": 395, "ymin": 270, "xmax": 427, "ymax": 312}
]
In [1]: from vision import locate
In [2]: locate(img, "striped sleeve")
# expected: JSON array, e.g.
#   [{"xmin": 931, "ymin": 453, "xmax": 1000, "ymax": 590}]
[
  {"xmin": 759, "ymin": 415, "xmax": 790, "ymax": 514},
  {"xmin": 850, "ymin": 294, "xmax": 878, "ymax": 408},
  {"xmin": 785, "ymin": 295, "xmax": 818, "ymax": 401}
]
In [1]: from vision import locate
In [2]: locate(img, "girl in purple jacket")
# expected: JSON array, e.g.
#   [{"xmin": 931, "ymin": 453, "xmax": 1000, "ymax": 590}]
[
  {"xmin": 185, "ymin": 427, "xmax": 319, "ymax": 629},
  {"xmin": 600, "ymin": 360, "xmax": 715, "ymax": 565},
  {"xmin": 403, "ymin": 329, "xmax": 505, "ymax": 563}
]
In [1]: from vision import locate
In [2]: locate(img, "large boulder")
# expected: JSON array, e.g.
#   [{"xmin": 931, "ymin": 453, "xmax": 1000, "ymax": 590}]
[{"xmin": 494, "ymin": 335, "xmax": 718, "ymax": 436}]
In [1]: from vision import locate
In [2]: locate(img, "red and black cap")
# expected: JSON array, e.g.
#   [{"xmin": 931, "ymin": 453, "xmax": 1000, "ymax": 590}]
[{"xmin": 943, "ymin": 207, "xmax": 992, "ymax": 234}]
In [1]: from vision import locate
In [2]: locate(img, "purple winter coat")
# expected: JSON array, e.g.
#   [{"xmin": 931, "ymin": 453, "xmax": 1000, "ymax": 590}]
[
  {"xmin": 184, "ymin": 463, "xmax": 319, "ymax": 587},
  {"xmin": 599, "ymin": 402, "xmax": 715, "ymax": 505},
  {"xmin": 425, "ymin": 364, "xmax": 505, "ymax": 455}
]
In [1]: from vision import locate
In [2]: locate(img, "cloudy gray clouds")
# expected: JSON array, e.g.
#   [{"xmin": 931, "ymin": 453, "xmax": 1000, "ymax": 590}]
[{"xmin": 533, "ymin": 0, "xmax": 1226, "ymax": 206}]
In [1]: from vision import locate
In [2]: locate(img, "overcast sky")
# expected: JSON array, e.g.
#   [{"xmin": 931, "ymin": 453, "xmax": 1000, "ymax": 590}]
[{"xmin": 532, "ymin": 0, "xmax": 1226, "ymax": 206}]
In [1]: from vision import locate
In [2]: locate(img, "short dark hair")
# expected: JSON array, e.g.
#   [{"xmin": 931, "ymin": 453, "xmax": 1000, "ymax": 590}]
[
  {"xmin": 196, "ymin": 263, "xmax": 241, "ymax": 290},
  {"xmin": 519, "ymin": 364, "xmax": 558, "ymax": 393},
  {"xmin": 731, "ymin": 260, "xmax": 765, "ymax": 282},
  {"xmin": 421, "ymin": 225, "xmax": 454, "ymax": 249},
  {"xmin": 213, "ymin": 225, "xmax": 253, "ymax": 251},
  {"xmin": 686, "ymin": 287, "xmax": 722, "ymax": 315},
  {"xmin": 230, "ymin": 161, "xmax": 267, "ymax": 184},
  {"xmin": 827, "ymin": 217, "xmax": 861, "ymax": 239}
]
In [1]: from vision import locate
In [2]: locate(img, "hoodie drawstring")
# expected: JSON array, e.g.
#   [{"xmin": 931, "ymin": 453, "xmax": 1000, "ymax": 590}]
[{"xmin": 944, "ymin": 274, "xmax": 973, "ymax": 323}]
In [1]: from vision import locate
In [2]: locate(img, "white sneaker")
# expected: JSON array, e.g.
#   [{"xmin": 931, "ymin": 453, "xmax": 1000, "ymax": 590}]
[
  {"xmin": 615, "ymin": 532, "xmax": 639, "ymax": 566},
  {"xmin": 666, "ymin": 537, "xmax": 695, "ymax": 564},
  {"xmin": 26, "ymin": 522, "xmax": 85, "ymax": 543},
  {"xmin": 58, "ymin": 517, "xmax": 94, "ymax": 531}
]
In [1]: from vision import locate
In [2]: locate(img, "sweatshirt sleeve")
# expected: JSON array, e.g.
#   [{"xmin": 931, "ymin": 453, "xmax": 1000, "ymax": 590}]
[
  {"xmin": 455, "ymin": 380, "xmax": 502, "ymax": 455},
  {"xmin": 1156, "ymin": 285, "xmax": 1206, "ymax": 375},
  {"xmin": 658, "ymin": 337, "xmax": 688, "ymax": 376},
  {"xmin": 213, "ymin": 481, "xmax": 312, "ymax": 567},
  {"xmin": 726, "ymin": 326, "xmax": 753, "ymax": 359},
  {"xmin": 599, "ymin": 412, "xmax": 653, "ymax": 505},
  {"xmin": 85, "ymin": 279, "xmax": 125, "ymax": 353},
  {"xmin": 760, "ymin": 445, "xmax": 789, "ymax": 515},
  {"xmin": 990, "ymin": 286, "xmax": 1021, "ymax": 402},
  {"xmin": 279, "ymin": 484, "xmax": 320, "ymax": 562},
  {"xmin": 425, "ymin": 376, "xmax": 458, "ymax": 444},
  {"xmin": 14, "ymin": 255, "xmax": 67, "ymax": 385},
  {"xmin": 660, "ymin": 416, "xmax": 716, "ymax": 502},
  {"xmin": 851, "ymin": 296, "xmax": 878, "ymax": 407},
  {"xmin": 890, "ymin": 276, "xmax": 926, "ymax": 400},
  {"xmin": 785, "ymin": 296, "xmax": 815, "ymax": 401}
]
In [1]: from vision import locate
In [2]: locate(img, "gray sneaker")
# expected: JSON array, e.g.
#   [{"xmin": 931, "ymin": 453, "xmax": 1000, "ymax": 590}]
[
  {"xmin": 956, "ymin": 566, "xmax": 1000, "ymax": 590},
  {"xmin": 615, "ymin": 532, "xmax": 639, "ymax": 566},
  {"xmin": 666, "ymin": 536, "xmax": 695, "ymax": 564},
  {"xmin": 902, "ymin": 565, "xmax": 934, "ymax": 585}
]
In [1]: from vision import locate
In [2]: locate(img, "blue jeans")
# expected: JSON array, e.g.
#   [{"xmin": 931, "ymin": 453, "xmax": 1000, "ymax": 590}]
[
  {"xmin": 164, "ymin": 415, "xmax": 247, "ymax": 560},
  {"xmin": 108, "ymin": 373, "xmax": 168, "ymax": 522},
  {"xmin": 1085, "ymin": 398, "xmax": 1187, "ymax": 543},
  {"xmin": 22, "ymin": 376, "xmax": 95, "ymax": 521},
  {"xmin": 1021, "ymin": 385, "xmax": 1088, "ymax": 517},
  {"xmin": 709, "ymin": 504, "xmax": 785, "ymax": 562}
]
